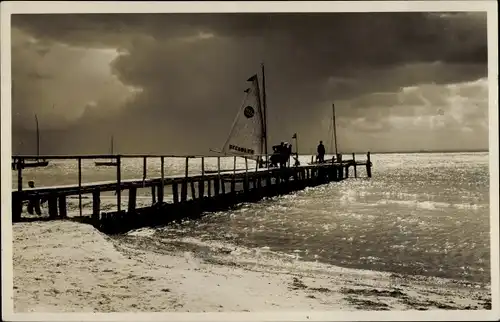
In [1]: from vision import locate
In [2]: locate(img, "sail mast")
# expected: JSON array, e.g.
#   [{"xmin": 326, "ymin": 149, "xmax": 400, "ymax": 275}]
[
  {"xmin": 332, "ymin": 103, "xmax": 338, "ymax": 155},
  {"xmin": 35, "ymin": 114, "xmax": 40, "ymax": 157},
  {"xmin": 261, "ymin": 63, "xmax": 268, "ymax": 158}
]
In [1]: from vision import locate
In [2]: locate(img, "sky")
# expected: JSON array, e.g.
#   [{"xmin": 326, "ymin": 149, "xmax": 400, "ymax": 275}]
[{"xmin": 10, "ymin": 12, "xmax": 489, "ymax": 155}]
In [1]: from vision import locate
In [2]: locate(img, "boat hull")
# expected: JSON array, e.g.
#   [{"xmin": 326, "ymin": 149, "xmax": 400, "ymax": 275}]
[{"xmin": 12, "ymin": 160, "xmax": 49, "ymax": 170}]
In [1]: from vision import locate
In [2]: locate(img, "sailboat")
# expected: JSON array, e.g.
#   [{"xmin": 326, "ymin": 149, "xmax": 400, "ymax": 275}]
[
  {"xmin": 95, "ymin": 136, "xmax": 118, "ymax": 167},
  {"xmin": 12, "ymin": 114, "xmax": 50, "ymax": 170},
  {"xmin": 208, "ymin": 64, "xmax": 269, "ymax": 173},
  {"xmin": 309, "ymin": 103, "xmax": 338, "ymax": 165}
]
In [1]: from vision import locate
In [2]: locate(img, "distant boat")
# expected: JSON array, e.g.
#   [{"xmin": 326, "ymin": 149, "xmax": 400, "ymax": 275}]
[
  {"xmin": 308, "ymin": 104, "xmax": 337, "ymax": 165},
  {"xmin": 12, "ymin": 114, "xmax": 50, "ymax": 170},
  {"xmin": 209, "ymin": 64, "xmax": 269, "ymax": 173},
  {"xmin": 95, "ymin": 136, "xmax": 118, "ymax": 167}
]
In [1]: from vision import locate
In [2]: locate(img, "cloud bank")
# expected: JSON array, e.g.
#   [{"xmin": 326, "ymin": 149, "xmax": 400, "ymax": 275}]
[{"xmin": 11, "ymin": 12, "xmax": 488, "ymax": 154}]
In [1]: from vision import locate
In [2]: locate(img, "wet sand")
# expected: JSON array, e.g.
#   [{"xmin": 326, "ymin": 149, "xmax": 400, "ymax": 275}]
[{"xmin": 12, "ymin": 221, "xmax": 491, "ymax": 312}]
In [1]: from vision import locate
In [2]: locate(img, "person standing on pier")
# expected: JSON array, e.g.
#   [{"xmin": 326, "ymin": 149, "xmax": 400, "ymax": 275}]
[{"xmin": 317, "ymin": 141, "xmax": 326, "ymax": 163}]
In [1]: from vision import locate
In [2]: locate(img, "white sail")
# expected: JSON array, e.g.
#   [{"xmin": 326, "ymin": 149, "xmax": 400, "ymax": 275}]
[{"xmin": 220, "ymin": 74, "xmax": 265, "ymax": 162}]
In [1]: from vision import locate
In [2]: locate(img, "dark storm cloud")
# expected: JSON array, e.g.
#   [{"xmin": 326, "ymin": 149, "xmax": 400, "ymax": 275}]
[
  {"xmin": 12, "ymin": 12, "xmax": 487, "ymax": 66},
  {"xmin": 11, "ymin": 12, "xmax": 488, "ymax": 154}
]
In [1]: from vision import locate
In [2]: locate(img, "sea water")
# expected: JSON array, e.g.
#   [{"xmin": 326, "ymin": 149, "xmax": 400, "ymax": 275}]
[{"xmin": 11, "ymin": 152, "xmax": 491, "ymax": 283}]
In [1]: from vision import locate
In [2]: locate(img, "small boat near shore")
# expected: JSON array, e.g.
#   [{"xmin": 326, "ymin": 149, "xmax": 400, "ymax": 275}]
[
  {"xmin": 95, "ymin": 136, "xmax": 118, "ymax": 167},
  {"xmin": 12, "ymin": 114, "xmax": 50, "ymax": 170}
]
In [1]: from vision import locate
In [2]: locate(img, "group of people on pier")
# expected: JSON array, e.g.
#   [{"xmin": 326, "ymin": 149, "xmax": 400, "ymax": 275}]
[
  {"xmin": 269, "ymin": 141, "xmax": 297, "ymax": 168},
  {"xmin": 266, "ymin": 140, "xmax": 329, "ymax": 168}
]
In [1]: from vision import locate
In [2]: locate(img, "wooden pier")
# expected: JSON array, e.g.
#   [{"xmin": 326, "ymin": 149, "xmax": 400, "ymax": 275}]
[{"xmin": 11, "ymin": 153, "xmax": 372, "ymax": 234}]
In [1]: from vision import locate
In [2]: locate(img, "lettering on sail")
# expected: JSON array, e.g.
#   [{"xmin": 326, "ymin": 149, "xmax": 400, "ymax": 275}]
[{"xmin": 229, "ymin": 144, "xmax": 255, "ymax": 155}]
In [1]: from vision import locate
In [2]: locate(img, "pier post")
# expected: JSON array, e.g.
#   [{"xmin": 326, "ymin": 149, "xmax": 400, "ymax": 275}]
[
  {"xmin": 128, "ymin": 187, "xmax": 137, "ymax": 213},
  {"xmin": 353, "ymin": 153, "xmax": 357, "ymax": 178},
  {"xmin": 12, "ymin": 193, "xmax": 21, "ymax": 222},
  {"xmin": 172, "ymin": 182, "xmax": 179, "ymax": 203},
  {"xmin": 181, "ymin": 157, "xmax": 188, "ymax": 202},
  {"xmin": 244, "ymin": 157, "xmax": 249, "ymax": 193},
  {"xmin": 199, "ymin": 157, "xmax": 205, "ymax": 199},
  {"xmin": 215, "ymin": 157, "xmax": 221, "ymax": 196},
  {"xmin": 17, "ymin": 158, "xmax": 22, "ymax": 191},
  {"xmin": 48, "ymin": 196, "xmax": 58, "ymax": 219},
  {"xmin": 92, "ymin": 188, "xmax": 100, "ymax": 224},
  {"xmin": 13, "ymin": 158, "xmax": 23, "ymax": 221},
  {"xmin": 231, "ymin": 156, "xmax": 236, "ymax": 195},
  {"xmin": 58, "ymin": 196, "xmax": 67, "ymax": 218},
  {"xmin": 151, "ymin": 185, "xmax": 156, "ymax": 204},
  {"xmin": 159, "ymin": 156, "xmax": 165, "ymax": 204},
  {"xmin": 366, "ymin": 152, "xmax": 372, "ymax": 178},
  {"xmin": 206, "ymin": 158, "xmax": 211, "ymax": 197},
  {"xmin": 214, "ymin": 178, "xmax": 220, "ymax": 196},
  {"xmin": 345, "ymin": 165, "xmax": 349, "ymax": 178},
  {"xmin": 198, "ymin": 180, "xmax": 205, "ymax": 199},
  {"xmin": 337, "ymin": 154, "xmax": 343, "ymax": 180},
  {"xmin": 116, "ymin": 156, "xmax": 122, "ymax": 212},
  {"xmin": 190, "ymin": 181, "xmax": 196, "ymax": 200},
  {"xmin": 142, "ymin": 156, "xmax": 147, "ymax": 187},
  {"xmin": 78, "ymin": 157, "xmax": 82, "ymax": 217}
]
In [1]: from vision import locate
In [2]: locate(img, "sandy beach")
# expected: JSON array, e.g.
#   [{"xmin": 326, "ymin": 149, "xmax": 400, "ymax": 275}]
[{"xmin": 12, "ymin": 220, "xmax": 491, "ymax": 313}]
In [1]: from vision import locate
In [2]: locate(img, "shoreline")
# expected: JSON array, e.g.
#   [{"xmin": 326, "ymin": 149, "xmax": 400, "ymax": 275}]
[{"xmin": 12, "ymin": 221, "xmax": 491, "ymax": 312}]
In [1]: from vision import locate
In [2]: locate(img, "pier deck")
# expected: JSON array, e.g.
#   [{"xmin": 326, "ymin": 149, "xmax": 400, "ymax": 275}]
[{"xmin": 11, "ymin": 153, "xmax": 372, "ymax": 234}]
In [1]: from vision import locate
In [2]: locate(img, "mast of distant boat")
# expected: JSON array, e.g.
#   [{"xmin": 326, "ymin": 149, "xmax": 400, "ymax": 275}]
[
  {"xmin": 35, "ymin": 114, "xmax": 40, "ymax": 158},
  {"xmin": 332, "ymin": 103, "xmax": 338, "ymax": 156},
  {"xmin": 261, "ymin": 63, "xmax": 269, "ymax": 164}
]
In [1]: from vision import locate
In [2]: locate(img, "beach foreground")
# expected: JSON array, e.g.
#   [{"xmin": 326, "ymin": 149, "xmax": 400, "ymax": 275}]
[{"xmin": 12, "ymin": 221, "xmax": 491, "ymax": 312}]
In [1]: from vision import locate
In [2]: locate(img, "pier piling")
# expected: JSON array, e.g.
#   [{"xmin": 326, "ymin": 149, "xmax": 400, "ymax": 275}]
[
  {"xmin": 366, "ymin": 152, "xmax": 372, "ymax": 178},
  {"xmin": 78, "ymin": 157, "xmax": 82, "ymax": 217},
  {"xmin": 116, "ymin": 156, "xmax": 122, "ymax": 212},
  {"xmin": 159, "ymin": 156, "xmax": 165, "ymax": 204},
  {"xmin": 353, "ymin": 153, "xmax": 357, "ymax": 178},
  {"xmin": 92, "ymin": 188, "xmax": 100, "ymax": 223},
  {"xmin": 58, "ymin": 196, "xmax": 67, "ymax": 218},
  {"xmin": 172, "ymin": 182, "xmax": 179, "ymax": 204},
  {"xmin": 48, "ymin": 197, "xmax": 58, "ymax": 219},
  {"xmin": 151, "ymin": 185, "xmax": 157, "ymax": 204}
]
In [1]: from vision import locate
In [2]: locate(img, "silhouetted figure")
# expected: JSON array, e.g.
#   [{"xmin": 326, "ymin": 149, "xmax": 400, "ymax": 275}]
[
  {"xmin": 279, "ymin": 142, "xmax": 287, "ymax": 168},
  {"xmin": 286, "ymin": 143, "xmax": 293, "ymax": 167},
  {"xmin": 317, "ymin": 141, "xmax": 326, "ymax": 163},
  {"xmin": 27, "ymin": 180, "xmax": 42, "ymax": 216},
  {"xmin": 258, "ymin": 157, "xmax": 265, "ymax": 168},
  {"xmin": 270, "ymin": 145, "xmax": 281, "ymax": 167}
]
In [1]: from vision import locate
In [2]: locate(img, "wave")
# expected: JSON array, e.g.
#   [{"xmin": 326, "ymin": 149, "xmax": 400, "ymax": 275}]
[{"xmin": 373, "ymin": 199, "xmax": 484, "ymax": 211}]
